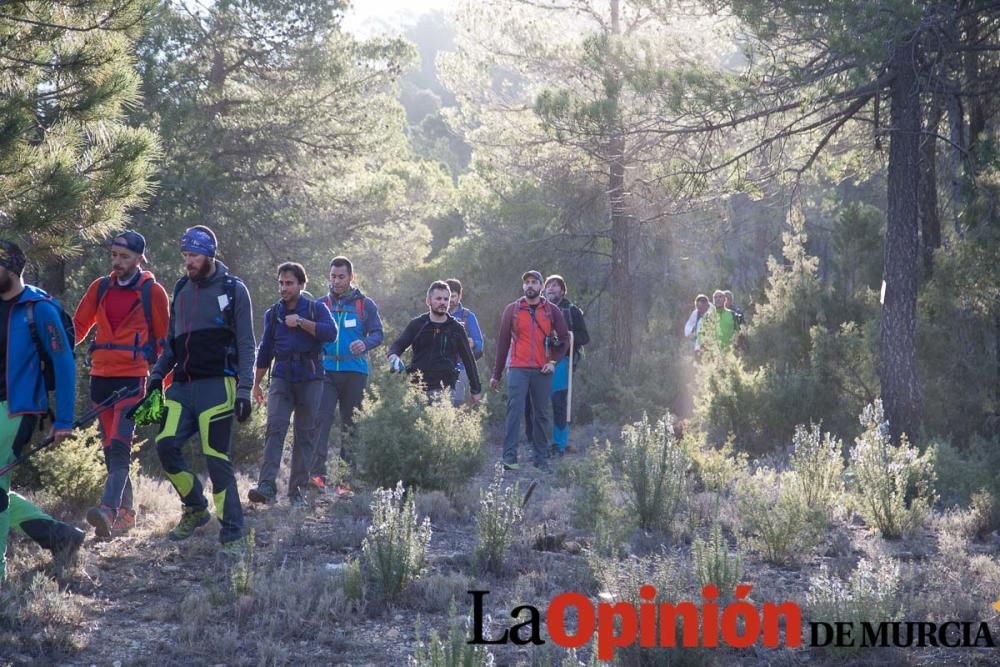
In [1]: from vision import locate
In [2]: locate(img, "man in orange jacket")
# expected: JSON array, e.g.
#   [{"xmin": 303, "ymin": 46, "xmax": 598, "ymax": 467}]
[
  {"xmin": 490, "ymin": 270, "xmax": 569, "ymax": 473},
  {"xmin": 73, "ymin": 231, "xmax": 169, "ymax": 538}
]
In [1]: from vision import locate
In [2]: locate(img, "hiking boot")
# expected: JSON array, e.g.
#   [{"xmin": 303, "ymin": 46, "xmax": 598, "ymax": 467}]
[
  {"xmin": 112, "ymin": 508, "xmax": 136, "ymax": 535},
  {"xmin": 289, "ymin": 492, "xmax": 308, "ymax": 508},
  {"xmin": 168, "ymin": 507, "xmax": 211, "ymax": 541},
  {"xmin": 219, "ymin": 537, "xmax": 247, "ymax": 563},
  {"xmin": 550, "ymin": 445, "xmax": 564, "ymax": 458},
  {"xmin": 502, "ymin": 461, "xmax": 520, "ymax": 471},
  {"xmin": 564, "ymin": 444, "xmax": 578, "ymax": 454},
  {"xmin": 49, "ymin": 523, "xmax": 85, "ymax": 574},
  {"xmin": 248, "ymin": 480, "xmax": 277, "ymax": 505},
  {"xmin": 334, "ymin": 484, "xmax": 355, "ymax": 499},
  {"xmin": 533, "ymin": 462, "xmax": 553, "ymax": 474},
  {"xmin": 86, "ymin": 504, "xmax": 116, "ymax": 539},
  {"xmin": 309, "ymin": 475, "xmax": 329, "ymax": 494}
]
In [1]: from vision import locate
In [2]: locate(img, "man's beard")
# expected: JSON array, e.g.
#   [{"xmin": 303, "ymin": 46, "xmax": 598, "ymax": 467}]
[
  {"xmin": 0, "ymin": 273, "xmax": 11, "ymax": 294},
  {"xmin": 187, "ymin": 261, "xmax": 213, "ymax": 281},
  {"xmin": 524, "ymin": 287, "xmax": 540, "ymax": 299}
]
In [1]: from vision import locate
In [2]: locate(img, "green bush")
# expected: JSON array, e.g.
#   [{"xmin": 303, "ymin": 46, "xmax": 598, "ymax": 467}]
[
  {"xmin": 616, "ymin": 413, "xmax": 690, "ymax": 533},
  {"xmin": 355, "ymin": 372, "xmax": 485, "ymax": 495},
  {"xmin": 25, "ymin": 425, "xmax": 129, "ymax": 509},
  {"xmin": 569, "ymin": 441, "xmax": 632, "ymax": 556},
  {"xmin": 807, "ymin": 556, "xmax": 903, "ymax": 657},
  {"xmin": 789, "ymin": 423, "xmax": 845, "ymax": 516},
  {"xmin": 361, "ymin": 482, "xmax": 432, "ymax": 600},
  {"xmin": 692, "ymin": 521, "xmax": 743, "ymax": 594},
  {"xmin": 689, "ymin": 434, "xmax": 748, "ymax": 493},
  {"xmin": 734, "ymin": 467, "xmax": 824, "ymax": 565},
  {"xmin": 473, "ymin": 464, "xmax": 523, "ymax": 574},
  {"xmin": 409, "ymin": 599, "xmax": 494, "ymax": 667},
  {"xmin": 846, "ymin": 401, "xmax": 937, "ymax": 538}
]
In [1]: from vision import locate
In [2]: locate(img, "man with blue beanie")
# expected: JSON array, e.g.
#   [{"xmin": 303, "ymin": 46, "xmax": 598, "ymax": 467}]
[{"xmin": 147, "ymin": 225, "xmax": 256, "ymax": 558}]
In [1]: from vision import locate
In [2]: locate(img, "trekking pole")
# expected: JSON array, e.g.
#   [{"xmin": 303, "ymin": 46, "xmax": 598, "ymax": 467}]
[
  {"xmin": 0, "ymin": 385, "xmax": 141, "ymax": 477},
  {"xmin": 566, "ymin": 332, "xmax": 574, "ymax": 423}
]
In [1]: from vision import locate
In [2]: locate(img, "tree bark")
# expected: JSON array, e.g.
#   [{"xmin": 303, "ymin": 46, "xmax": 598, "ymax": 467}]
[
  {"xmin": 608, "ymin": 133, "xmax": 632, "ymax": 369},
  {"xmin": 919, "ymin": 100, "xmax": 941, "ymax": 276},
  {"xmin": 880, "ymin": 35, "xmax": 923, "ymax": 443},
  {"xmin": 607, "ymin": 0, "xmax": 632, "ymax": 369}
]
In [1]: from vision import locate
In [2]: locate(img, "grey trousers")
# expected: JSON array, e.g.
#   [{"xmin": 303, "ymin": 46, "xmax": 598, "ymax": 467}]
[
  {"xmin": 258, "ymin": 377, "xmax": 323, "ymax": 496},
  {"xmin": 503, "ymin": 368, "xmax": 552, "ymax": 466}
]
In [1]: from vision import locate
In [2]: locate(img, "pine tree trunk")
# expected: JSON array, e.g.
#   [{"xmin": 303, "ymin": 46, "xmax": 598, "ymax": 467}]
[
  {"xmin": 919, "ymin": 101, "xmax": 942, "ymax": 276},
  {"xmin": 880, "ymin": 36, "xmax": 923, "ymax": 443},
  {"xmin": 607, "ymin": 0, "xmax": 632, "ymax": 369},
  {"xmin": 608, "ymin": 133, "xmax": 632, "ymax": 369}
]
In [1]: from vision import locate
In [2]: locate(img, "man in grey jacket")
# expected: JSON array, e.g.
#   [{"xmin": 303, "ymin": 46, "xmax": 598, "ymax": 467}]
[{"xmin": 147, "ymin": 225, "xmax": 256, "ymax": 558}]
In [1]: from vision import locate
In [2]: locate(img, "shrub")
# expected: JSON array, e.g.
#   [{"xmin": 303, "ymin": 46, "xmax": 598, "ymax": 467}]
[
  {"xmin": 26, "ymin": 425, "xmax": 125, "ymax": 509},
  {"xmin": 789, "ymin": 423, "xmax": 845, "ymax": 516},
  {"xmin": 616, "ymin": 413, "xmax": 690, "ymax": 533},
  {"xmin": 410, "ymin": 599, "xmax": 494, "ymax": 666},
  {"xmin": 689, "ymin": 434, "xmax": 748, "ymax": 493},
  {"xmin": 474, "ymin": 464, "xmax": 523, "ymax": 574},
  {"xmin": 692, "ymin": 521, "xmax": 743, "ymax": 594},
  {"xmin": 807, "ymin": 556, "xmax": 903, "ymax": 656},
  {"xmin": 568, "ymin": 441, "xmax": 631, "ymax": 556},
  {"xmin": 361, "ymin": 482, "xmax": 432, "ymax": 600},
  {"xmin": 355, "ymin": 373, "xmax": 485, "ymax": 495},
  {"xmin": 846, "ymin": 401, "xmax": 937, "ymax": 538},
  {"xmin": 734, "ymin": 467, "xmax": 824, "ymax": 565}
]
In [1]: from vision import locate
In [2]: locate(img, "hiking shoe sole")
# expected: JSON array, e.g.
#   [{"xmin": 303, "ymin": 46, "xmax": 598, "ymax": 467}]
[
  {"xmin": 86, "ymin": 507, "xmax": 113, "ymax": 539},
  {"xmin": 502, "ymin": 462, "xmax": 520, "ymax": 471}
]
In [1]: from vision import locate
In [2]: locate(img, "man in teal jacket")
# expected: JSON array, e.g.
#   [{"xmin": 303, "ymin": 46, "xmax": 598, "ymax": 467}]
[
  {"xmin": 0, "ymin": 240, "xmax": 85, "ymax": 581},
  {"xmin": 309, "ymin": 256, "xmax": 383, "ymax": 498}
]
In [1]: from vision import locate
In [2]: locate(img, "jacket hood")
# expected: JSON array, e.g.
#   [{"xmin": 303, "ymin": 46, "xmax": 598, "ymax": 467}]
[
  {"xmin": 15, "ymin": 284, "xmax": 52, "ymax": 304},
  {"xmin": 329, "ymin": 286, "xmax": 365, "ymax": 303}
]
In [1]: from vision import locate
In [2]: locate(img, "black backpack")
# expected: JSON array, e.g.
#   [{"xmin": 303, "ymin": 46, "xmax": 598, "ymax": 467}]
[{"xmin": 26, "ymin": 297, "xmax": 76, "ymax": 392}]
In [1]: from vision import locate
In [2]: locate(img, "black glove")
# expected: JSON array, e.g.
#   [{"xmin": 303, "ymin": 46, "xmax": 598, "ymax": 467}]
[
  {"xmin": 234, "ymin": 397, "xmax": 252, "ymax": 423},
  {"xmin": 146, "ymin": 377, "xmax": 163, "ymax": 395}
]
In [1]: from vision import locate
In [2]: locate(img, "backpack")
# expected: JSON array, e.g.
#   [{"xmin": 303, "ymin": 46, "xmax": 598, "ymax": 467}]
[
  {"xmin": 269, "ymin": 298, "xmax": 319, "ymax": 329},
  {"xmin": 26, "ymin": 297, "xmax": 76, "ymax": 392},
  {"xmin": 93, "ymin": 276, "xmax": 159, "ymax": 364}
]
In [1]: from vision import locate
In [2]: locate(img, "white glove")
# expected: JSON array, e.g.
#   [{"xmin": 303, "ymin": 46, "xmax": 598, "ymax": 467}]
[{"xmin": 388, "ymin": 354, "xmax": 406, "ymax": 373}]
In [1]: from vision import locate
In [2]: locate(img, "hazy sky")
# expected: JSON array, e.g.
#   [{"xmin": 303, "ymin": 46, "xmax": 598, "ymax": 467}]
[{"xmin": 343, "ymin": 0, "xmax": 457, "ymax": 36}]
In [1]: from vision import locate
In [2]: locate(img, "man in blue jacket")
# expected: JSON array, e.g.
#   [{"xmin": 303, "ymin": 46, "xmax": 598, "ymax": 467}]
[
  {"xmin": 249, "ymin": 263, "xmax": 337, "ymax": 506},
  {"xmin": 0, "ymin": 241, "xmax": 85, "ymax": 581},
  {"xmin": 445, "ymin": 278, "xmax": 484, "ymax": 407},
  {"xmin": 309, "ymin": 256, "xmax": 384, "ymax": 498}
]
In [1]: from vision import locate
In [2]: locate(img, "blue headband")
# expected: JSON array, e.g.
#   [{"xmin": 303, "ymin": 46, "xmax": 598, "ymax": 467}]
[{"xmin": 179, "ymin": 229, "xmax": 217, "ymax": 257}]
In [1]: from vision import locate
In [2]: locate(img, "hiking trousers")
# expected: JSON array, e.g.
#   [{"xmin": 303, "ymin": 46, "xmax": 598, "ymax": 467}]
[
  {"xmin": 258, "ymin": 377, "xmax": 322, "ymax": 497},
  {"xmin": 311, "ymin": 371, "xmax": 366, "ymax": 479},
  {"xmin": 0, "ymin": 408, "xmax": 74, "ymax": 581},
  {"xmin": 503, "ymin": 368, "xmax": 552, "ymax": 466},
  {"xmin": 525, "ymin": 357, "xmax": 570, "ymax": 451},
  {"xmin": 155, "ymin": 377, "xmax": 243, "ymax": 544},
  {"xmin": 92, "ymin": 376, "xmax": 145, "ymax": 511}
]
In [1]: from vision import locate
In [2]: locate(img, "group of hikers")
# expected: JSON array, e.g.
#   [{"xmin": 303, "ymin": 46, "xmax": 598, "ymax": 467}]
[
  {"xmin": 684, "ymin": 289, "xmax": 746, "ymax": 356},
  {"xmin": 0, "ymin": 224, "xmax": 589, "ymax": 579}
]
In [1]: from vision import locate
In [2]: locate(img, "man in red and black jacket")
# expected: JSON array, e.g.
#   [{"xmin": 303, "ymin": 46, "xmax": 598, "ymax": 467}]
[{"xmin": 490, "ymin": 270, "xmax": 569, "ymax": 473}]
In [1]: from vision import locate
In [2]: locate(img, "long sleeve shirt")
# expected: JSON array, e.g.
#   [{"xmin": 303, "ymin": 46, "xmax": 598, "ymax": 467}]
[
  {"xmin": 388, "ymin": 313, "xmax": 482, "ymax": 394},
  {"xmin": 256, "ymin": 297, "xmax": 337, "ymax": 382}
]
